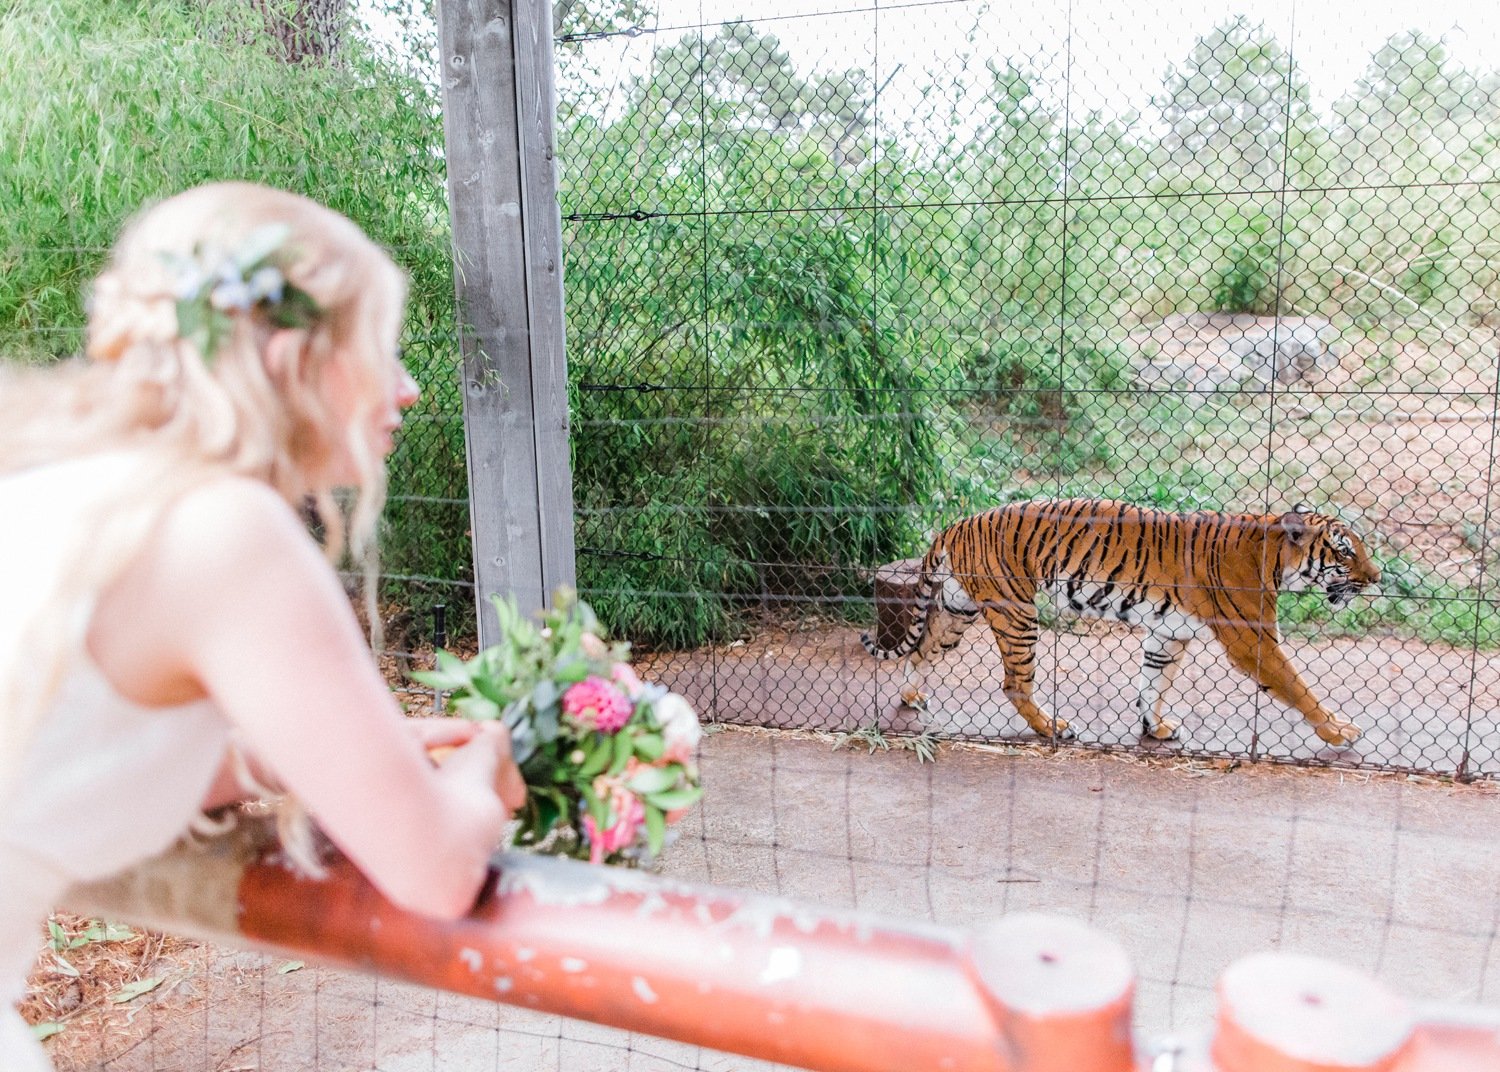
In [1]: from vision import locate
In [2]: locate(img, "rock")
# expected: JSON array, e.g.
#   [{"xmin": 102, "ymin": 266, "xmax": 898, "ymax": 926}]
[
  {"xmin": 1129, "ymin": 313, "xmax": 1343, "ymax": 392},
  {"xmin": 1228, "ymin": 318, "xmax": 1338, "ymax": 387}
]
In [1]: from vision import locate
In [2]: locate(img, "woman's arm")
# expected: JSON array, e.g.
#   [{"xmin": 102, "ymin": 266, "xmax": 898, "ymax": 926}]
[
  {"xmin": 199, "ymin": 717, "xmax": 494, "ymax": 811},
  {"xmin": 89, "ymin": 477, "xmax": 519, "ymax": 921}
]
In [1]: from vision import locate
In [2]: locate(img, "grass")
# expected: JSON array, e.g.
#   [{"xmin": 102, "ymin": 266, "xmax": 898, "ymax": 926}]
[{"xmin": 1280, "ymin": 552, "xmax": 1500, "ymax": 650}]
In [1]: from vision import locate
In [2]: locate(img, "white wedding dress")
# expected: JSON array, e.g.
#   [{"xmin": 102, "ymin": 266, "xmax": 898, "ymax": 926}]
[{"xmin": 0, "ymin": 454, "xmax": 230, "ymax": 1070}]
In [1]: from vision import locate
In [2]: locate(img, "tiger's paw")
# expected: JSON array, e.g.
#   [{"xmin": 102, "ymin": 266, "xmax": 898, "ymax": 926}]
[
  {"xmin": 898, "ymin": 685, "xmax": 929, "ymax": 711},
  {"xmin": 1032, "ymin": 718, "xmax": 1074, "ymax": 741},
  {"xmin": 1141, "ymin": 715, "xmax": 1179, "ymax": 741},
  {"xmin": 1315, "ymin": 718, "xmax": 1361, "ymax": 747}
]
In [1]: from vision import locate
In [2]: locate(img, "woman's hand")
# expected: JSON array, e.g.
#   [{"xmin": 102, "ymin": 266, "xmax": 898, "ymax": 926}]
[
  {"xmin": 422, "ymin": 719, "xmax": 527, "ymax": 814},
  {"xmin": 408, "ymin": 715, "xmax": 482, "ymax": 754}
]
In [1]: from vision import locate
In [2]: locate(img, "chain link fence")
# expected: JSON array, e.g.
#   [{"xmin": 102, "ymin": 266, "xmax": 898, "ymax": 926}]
[
  {"xmin": 0, "ymin": 0, "xmax": 470, "ymax": 709},
  {"xmin": 9, "ymin": 5, "xmax": 1500, "ymax": 1068},
  {"xmin": 555, "ymin": 3, "xmax": 1500, "ymax": 777}
]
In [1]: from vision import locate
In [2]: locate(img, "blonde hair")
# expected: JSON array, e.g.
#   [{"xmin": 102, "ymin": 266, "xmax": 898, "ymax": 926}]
[{"xmin": 0, "ymin": 181, "xmax": 408, "ymax": 795}]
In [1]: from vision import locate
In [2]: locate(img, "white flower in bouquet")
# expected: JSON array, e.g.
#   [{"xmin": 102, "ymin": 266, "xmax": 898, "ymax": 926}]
[{"xmin": 652, "ymin": 692, "xmax": 702, "ymax": 765}]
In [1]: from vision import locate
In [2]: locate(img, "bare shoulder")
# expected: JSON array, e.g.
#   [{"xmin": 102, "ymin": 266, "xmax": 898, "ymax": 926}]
[
  {"xmin": 118, "ymin": 476, "xmax": 340, "ymax": 617},
  {"xmin": 166, "ymin": 475, "xmax": 302, "ymax": 530},
  {"xmin": 90, "ymin": 476, "xmax": 341, "ymax": 702},
  {"xmin": 155, "ymin": 476, "xmax": 317, "ymax": 567}
]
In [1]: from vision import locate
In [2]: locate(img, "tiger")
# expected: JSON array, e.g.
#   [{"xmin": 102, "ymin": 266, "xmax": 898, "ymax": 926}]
[{"xmin": 861, "ymin": 499, "xmax": 1380, "ymax": 746}]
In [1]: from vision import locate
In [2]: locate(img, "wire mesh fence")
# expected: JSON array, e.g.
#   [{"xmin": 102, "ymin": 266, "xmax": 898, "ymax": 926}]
[
  {"xmin": 27, "ymin": 730, "xmax": 1500, "ymax": 1069},
  {"xmin": 9, "ymin": 1, "xmax": 1500, "ymax": 1069},
  {"xmin": 558, "ymin": 1, "xmax": 1500, "ymax": 780}
]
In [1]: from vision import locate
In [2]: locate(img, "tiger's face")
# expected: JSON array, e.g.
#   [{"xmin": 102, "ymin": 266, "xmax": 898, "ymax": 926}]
[{"xmin": 1280, "ymin": 507, "xmax": 1380, "ymax": 609}]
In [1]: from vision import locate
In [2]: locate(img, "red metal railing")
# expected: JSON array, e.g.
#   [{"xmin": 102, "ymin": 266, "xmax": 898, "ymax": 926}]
[{"xmin": 62, "ymin": 820, "xmax": 1500, "ymax": 1072}]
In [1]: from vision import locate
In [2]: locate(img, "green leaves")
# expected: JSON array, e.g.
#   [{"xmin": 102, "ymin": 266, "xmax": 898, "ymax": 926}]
[
  {"xmin": 632, "ymin": 732, "xmax": 665, "ymax": 762},
  {"xmin": 109, "ymin": 976, "xmax": 164, "ymax": 1004},
  {"xmin": 643, "ymin": 786, "xmax": 703, "ymax": 812},
  {"xmin": 47, "ymin": 917, "xmax": 133, "ymax": 952},
  {"xmin": 413, "ymin": 592, "xmax": 620, "ymax": 765},
  {"xmin": 163, "ymin": 224, "xmax": 323, "ymax": 364},
  {"xmin": 625, "ymin": 764, "xmax": 678, "ymax": 795},
  {"xmin": 644, "ymin": 805, "xmax": 667, "ymax": 856},
  {"xmin": 576, "ymin": 734, "xmax": 614, "ymax": 780}
]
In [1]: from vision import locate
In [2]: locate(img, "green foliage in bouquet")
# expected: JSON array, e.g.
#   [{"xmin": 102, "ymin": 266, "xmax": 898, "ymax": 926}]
[{"xmin": 411, "ymin": 591, "xmax": 703, "ymax": 865}]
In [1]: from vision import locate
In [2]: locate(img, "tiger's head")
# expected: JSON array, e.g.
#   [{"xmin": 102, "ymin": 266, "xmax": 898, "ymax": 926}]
[{"xmin": 1278, "ymin": 505, "xmax": 1380, "ymax": 609}]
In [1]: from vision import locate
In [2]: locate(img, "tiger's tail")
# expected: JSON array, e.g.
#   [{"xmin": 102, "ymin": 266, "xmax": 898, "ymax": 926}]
[{"xmin": 860, "ymin": 547, "xmax": 949, "ymax": 661}]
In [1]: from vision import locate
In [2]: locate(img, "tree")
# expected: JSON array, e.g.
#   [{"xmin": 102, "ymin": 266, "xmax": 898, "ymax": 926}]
[
  {"xmin": 1153, "ymin": 15, "xmax": 1315, "ymax": 190},
  {"xmin": 1330, "ymin": 31, "xmax": 1490, "ymax": 184},
  {"xmin": 619, "ymin": 24, "xmax": 873, "ymax": 169},
  {"xmin": 1146, "ymin": 17, "xmax": 1322, "ymax": 312},
  {"xmin": 553, "ymin": 0, "xmax": 652, "ymax": 40}
]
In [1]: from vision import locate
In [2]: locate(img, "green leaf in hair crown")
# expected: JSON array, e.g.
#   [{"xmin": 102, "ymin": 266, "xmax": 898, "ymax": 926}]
[
  {"xmin": 410, "ymin": 589, "xmax": 704, "ymax": 866},
  {"xmin": 161, "ymin": 223, "xmax": 321, "ymax": 364}
]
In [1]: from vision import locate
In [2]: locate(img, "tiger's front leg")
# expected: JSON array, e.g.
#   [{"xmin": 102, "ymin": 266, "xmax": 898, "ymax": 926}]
[
  {"xmin": 1217, "ymin": 625, "xmax": 1361, "ymax": 746},
  {"xmin": 982, "ymin": 604, "xmax": 1073, "ymax": 740},
  {"xmin": 1135, "ymin": 633, "xmax": 1191, "ymax": 740}
]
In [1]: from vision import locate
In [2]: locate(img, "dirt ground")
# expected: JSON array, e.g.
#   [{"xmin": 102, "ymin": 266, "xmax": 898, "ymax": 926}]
[
  {"xmin": 637, "ymin": 619, "xmax": 1500, "ymax": 779},
  {"xmin": 24, "ymin": 726, "xmax": 1500, "ymax": 1071}
]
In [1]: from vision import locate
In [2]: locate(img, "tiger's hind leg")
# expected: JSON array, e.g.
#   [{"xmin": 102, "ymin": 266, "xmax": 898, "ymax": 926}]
[
  {"xmin": 1136, "ymin": 633, "xmax": 1190, "ymax": 740},
  {"xmin": 897, "ymin": 608, "xmax": 977, "ymax": 712},
  {"xmin": 897, "ymin": 652, "xmax": 931, "ymax": 711},
  {"xmin": 982, "ymin": 604, "xmax": 1073, "ymax": 740}
]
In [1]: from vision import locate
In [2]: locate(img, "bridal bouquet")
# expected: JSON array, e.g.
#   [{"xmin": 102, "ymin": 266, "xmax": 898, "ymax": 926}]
[{"xmin": 411, "ymin": 591, "xmax": 703, "ymax": 866}]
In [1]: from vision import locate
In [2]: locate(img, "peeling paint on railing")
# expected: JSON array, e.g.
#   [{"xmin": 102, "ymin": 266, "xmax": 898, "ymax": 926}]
[{"xmin": 63, "ymin": 818, "xmax": 1500, "ymax": 1072}]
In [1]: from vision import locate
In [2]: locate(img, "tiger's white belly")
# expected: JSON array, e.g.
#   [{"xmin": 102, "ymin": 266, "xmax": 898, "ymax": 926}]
[{"xmin": 1039, "ymin": 579, "xmax": 1208, "ymax": 641}]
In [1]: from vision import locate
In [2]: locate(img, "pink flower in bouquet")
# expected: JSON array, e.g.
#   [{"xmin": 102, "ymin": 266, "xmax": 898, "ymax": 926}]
[
  {"xmin": 583, "ymin": 775, "xmax": 647, "ymax": 864},
  {"xmin": 652, "ymin": 691, "xmax": 702, "ymax": 764},
  {"xmin": 610, "ymin": 661, "xmax": 645, "ymax": 700},
  {"xmin": 562, "ymin": 675, "xmax": 634, "ymax": 734}
]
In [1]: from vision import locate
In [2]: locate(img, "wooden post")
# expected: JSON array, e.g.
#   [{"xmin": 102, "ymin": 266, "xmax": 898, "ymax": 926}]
[{"xmin": 436, "ymin": 0, "xmax": 575, "ymax": 644}]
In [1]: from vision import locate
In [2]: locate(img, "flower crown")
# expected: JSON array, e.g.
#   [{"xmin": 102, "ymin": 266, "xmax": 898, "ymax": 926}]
[{"xmin": 161, "ymin": 223, "xmax": 321, "ymax": 363}]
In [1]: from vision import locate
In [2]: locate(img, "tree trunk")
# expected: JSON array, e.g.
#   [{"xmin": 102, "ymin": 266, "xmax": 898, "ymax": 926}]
[
  {"xmin": 871, "ymin": 557, "xmax": 925, "ymax": 653},
  {"xmin": 250, "ymin": 0, "xmax": 346, "ymax": 64}
]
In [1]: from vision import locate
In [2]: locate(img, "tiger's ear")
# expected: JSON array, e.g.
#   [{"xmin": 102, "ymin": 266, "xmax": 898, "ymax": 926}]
[{"xmin": 1281, "ymin": 507, "xmax": 1311, "ymax": 546}]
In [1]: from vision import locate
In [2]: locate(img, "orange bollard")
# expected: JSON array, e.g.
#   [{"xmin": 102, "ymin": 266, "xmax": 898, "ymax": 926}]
[
  {"xmin": 1401, "ymin": 1014, "xmax": 1500, "ymax": 1072},
  {"xmin": 1210, "ymin": 952, "xmax": 1415, "ymax": 1071},
  {"xmin": 1203, "ymin": 952, "xmax": 1500, "ymax": 1072},
  {"xmin": 969, "ymin": 914, "xmax": 1136, "ymax": 1072}
]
